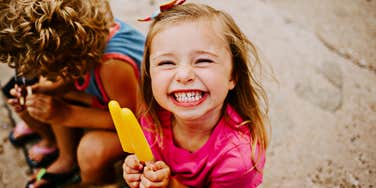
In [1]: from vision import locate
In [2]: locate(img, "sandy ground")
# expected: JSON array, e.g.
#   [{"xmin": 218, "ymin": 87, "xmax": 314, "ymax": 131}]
[{"xmin": 0, "ymin": 0, "xmax": 375, "ymax": 187}]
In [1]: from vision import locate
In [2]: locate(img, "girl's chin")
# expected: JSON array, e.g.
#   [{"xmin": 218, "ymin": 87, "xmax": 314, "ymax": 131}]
[{"xmin": 171, "ymin": 111, "xmax": 204, "ymax": 121}]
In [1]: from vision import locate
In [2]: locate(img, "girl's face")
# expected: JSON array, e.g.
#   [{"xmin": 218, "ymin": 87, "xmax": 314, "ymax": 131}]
[{"xmin": 149, "ymin": 21, "xmax": 235, "ymax": 122}]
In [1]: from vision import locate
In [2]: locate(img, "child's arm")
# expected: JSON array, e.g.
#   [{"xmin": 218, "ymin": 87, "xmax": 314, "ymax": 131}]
[
  {"xmin": 7, "ymin": 77, "xmax": 68, "ymax": 113},
  {"xmin": 25, "ymin": 93, "xmax": 116, "ymax": 129},
  {"xmin": 25, "ymin": 59, "xmax": 139, "ymax": 129},
  {"xmin": 100, "ymin": 59, "xmax": 139, "ymax": 113},
  {"xmin": 31, "ymin": 76, "xmax": 74, "ymax": 95}
]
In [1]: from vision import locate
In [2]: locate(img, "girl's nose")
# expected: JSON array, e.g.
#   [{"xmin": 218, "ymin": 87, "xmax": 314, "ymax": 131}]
[{"xmin": 175, "ymin": 64, "xmax": 194, "ymax": 84}]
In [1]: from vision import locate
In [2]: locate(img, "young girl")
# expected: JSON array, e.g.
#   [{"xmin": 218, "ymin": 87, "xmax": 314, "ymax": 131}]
[
  {"xmin": 123, "ymin": 2, "xmax": 269, "ymax": 188},
  {"xmin": 0, "ymin": 0, "xmax": 144, "ymax": 187}
]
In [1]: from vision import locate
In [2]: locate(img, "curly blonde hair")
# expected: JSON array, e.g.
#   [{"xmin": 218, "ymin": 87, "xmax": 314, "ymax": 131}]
[{"xmin": 0, "ymin": 0, "xmax": 113, "ymax": 80}]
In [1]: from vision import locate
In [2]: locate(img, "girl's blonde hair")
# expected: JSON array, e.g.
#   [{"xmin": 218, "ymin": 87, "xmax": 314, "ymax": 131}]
[
  {"xmin": 0, "ymin": 0, "xmax": 113, "ymax": 80},
  {"xmin": 141, "ymin": 3, "xmax": 269, "ymax": 160}
]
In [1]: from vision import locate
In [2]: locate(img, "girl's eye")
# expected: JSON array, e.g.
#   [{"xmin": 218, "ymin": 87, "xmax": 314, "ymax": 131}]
[
  {"xmin": 196, "ymin": 58, "xmax": 213, "ymax": 64},
  {"xmin": 158, "ymin": 61, "xmax": 175, "ymax": 66}
]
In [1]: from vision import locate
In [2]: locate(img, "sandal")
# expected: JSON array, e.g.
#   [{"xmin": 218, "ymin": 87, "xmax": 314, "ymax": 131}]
[
  {"xmin": 8, "ymin": 121, "xmax": 40, "ymax": 147},
  {"xmin": 25, "ymin": 167, "xmax": 81, "ymax": 188},
  {"xmin": 26, "ymin": 145, "xmax": 59, "ymax": 168}
]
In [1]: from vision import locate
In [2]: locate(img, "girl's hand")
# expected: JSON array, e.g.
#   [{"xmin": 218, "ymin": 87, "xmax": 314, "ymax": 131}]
[
  {"xmin": 123, "ymin": 154, "xmax": 144, "ymax": 188},
  {"xmin": 140, "ymin": 161, "xmax": 171, "ymax": 188},
  {"xmin": 25, "ymin": 93, "xmax": 69, "ymax": 124}
]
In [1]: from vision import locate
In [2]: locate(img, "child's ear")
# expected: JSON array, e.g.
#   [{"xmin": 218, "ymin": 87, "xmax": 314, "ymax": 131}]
[
  {"xmin": 228, "ymin": 78, "xmax": 236, "ymax": 90},
  {"xmin": 228, "ymin": 71, "xmax": 238, "ymax": 90}
]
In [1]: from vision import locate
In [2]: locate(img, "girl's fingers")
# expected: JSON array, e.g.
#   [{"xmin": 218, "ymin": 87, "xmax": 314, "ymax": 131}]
[
  {"xmin": 139, "ymin": 161, "xmax": 170, "ymax": 188},
  {"xmin": 143, "ymin": 165, "xmax": 169, "ymax": 182},
  {"xmin": 124, "ymin": 165, "xmax": 142, "ymax": 174},
  {"xmin": 124, "ymin": 173, "xmax": 142, "ymax": 182},
  {"xmin": 140, "ymin": 173, "xmax": 169, "ymax": 188},
  {"xmin": 123, "ymin": 155, "xmax": 144, "ymax": 188},
  {"xmin": 149, "ymin": 161, "xmax": 168, "ymax": 171},
  {"xmin": 129, "ymin": 181, "xmax": 140, "ymax": 188},
  {"xmin": 124, "ymin": 173, "xmax": 141, "ymax": 188},
  {"xmin": 124, "ymin": 155, "xmax": 144, "ymax": 171}
]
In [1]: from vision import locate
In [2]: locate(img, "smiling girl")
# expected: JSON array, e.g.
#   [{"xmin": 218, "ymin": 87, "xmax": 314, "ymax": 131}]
[{"xmin": 123, "ymin": 2, "xmax": 269, "ymax": 188}]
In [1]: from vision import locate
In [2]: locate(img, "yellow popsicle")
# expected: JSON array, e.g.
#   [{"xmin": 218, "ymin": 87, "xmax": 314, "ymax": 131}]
[
  {"xmin": 108, "ymin": 100, "xmax": 154, "ymax": 162},
  {"xmin": 108, "ymin": 100, "xmax": 133, "ymax": 153},
  {"xmin": 121, "ymin": 108, "xmax": 154, "ymax": 162}
]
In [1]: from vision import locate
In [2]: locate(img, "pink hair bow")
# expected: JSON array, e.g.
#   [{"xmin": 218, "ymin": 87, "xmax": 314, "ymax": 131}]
[{"xmin": 138, "ymin": 0, "xmax": 186, "ymax": 21}]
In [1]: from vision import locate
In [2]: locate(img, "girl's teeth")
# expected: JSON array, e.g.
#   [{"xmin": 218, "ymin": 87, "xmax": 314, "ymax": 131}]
[{"xmin": 174, "ymin": 91, "xmax": 202, "ymax": 102}]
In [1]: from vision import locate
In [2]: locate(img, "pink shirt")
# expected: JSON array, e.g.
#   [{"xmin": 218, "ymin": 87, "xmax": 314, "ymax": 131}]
[{"xmin": 141, "ymin": 105, "xmax": 265, "ymax": 188}]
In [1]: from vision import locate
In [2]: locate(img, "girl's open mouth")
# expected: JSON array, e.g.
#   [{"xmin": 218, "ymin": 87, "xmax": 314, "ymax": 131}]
[{"xmin": 171, "ymin": 90, "xmax": 207, "ymax": 106}]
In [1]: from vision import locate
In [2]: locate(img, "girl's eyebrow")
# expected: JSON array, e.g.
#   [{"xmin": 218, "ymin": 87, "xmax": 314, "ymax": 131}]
[
  {"xmin": 150, "ymin": 52, "xmax": 175, "ymax": 61},
  {"xmin": 150, "ymin": 50, "xmax": 220, "ymax": 61},
  {"xmin": 194, "ymin": 50, "xmax": 219, "ymax": 57}
]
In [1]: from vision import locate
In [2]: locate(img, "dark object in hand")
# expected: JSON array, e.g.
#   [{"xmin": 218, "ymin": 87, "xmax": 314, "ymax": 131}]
[
  {"xmin": 15, "ymin": 76, "xmax": 38, "ymax": 109},
  {"xmin": 1, "ymin": 76, "xmax": 38, "ymax": 108}
]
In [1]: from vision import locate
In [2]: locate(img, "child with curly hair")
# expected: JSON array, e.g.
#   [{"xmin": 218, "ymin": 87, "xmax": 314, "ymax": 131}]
[
  {"xmin": 122, "ymin": 2, "xmax": 269, "ymax": 188},
  {"xmin": 0, "ymin": 0, "xmax": 145, "ymax": 187}
]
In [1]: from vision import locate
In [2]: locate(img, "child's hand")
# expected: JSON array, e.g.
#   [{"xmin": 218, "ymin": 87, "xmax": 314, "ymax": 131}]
[
  {"xmin": 31, "ymin": 77, "xmax": 66, "ymax": 95},
  {"xmin": 141, "ymin": 161, "xmax": 171, "ymax": 188},
  {"xmin": 123, "ymin": 154, "xmax": 144, "ymax": 188},
  {"xmin": 7, "ymin": 85, "xmax": 27, "ymax": 113},
  {"xmin": 25, "ymin": 93, "xmax": 69, "ymax": 124}
]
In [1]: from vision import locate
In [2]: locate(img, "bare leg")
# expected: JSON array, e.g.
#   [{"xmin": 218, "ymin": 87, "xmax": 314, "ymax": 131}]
[
  {"xmin": 45, "ymin": 124, "xmax": 81, "ymax": 173},
  {"xmin": 40, "ymin": 90, "xmax": 91, "ymax": 172},
  {"xmin": 19, "ymin": 112, "xmax": 55, "ymax": 144},
  {"xmin": 77, "ymin": 131, "xmax": 124, "ymax": 185},
  {"xmin": 18, "ymin": 112, "xmax": 56, "ymax": 161}
]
